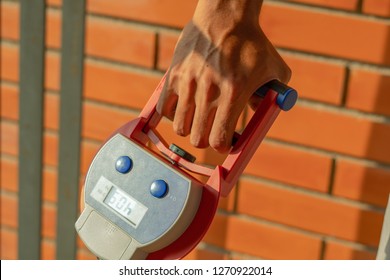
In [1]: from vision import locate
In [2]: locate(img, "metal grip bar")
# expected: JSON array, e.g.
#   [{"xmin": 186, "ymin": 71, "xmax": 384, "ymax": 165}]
[
  {"xmin": 220, "ymin": 80, "xmax": 297, "ymax": 196},
  {"xmin": 137, "ymin": 74, "xmax": 297, "ymax": 196}
]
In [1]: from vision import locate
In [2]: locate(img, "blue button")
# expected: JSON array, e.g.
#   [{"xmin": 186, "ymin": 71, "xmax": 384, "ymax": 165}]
[
  {"xmin": 150, "ymin": 180, "xmax": 168, "ymax": 198},
  {"xmin": 115, "ymin": 156, "xmax": 132, "ymax": 173}
]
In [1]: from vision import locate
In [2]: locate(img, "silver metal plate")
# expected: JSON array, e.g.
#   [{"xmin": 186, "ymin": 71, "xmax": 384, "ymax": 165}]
[{"xmin": 84, "ymin": 134, "xmax": 202, "ymax": 245}]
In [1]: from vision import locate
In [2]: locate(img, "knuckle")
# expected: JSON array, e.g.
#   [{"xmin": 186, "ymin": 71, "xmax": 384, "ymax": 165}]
[
  {"xmin": 190, "ymin": 135, "xmax": 209, "ymax": 149},
  {"xmin": 209, "ymin": 135, "xmax": 229, "ymax": 153},
  {"xmin": 201, "ymin": 78, "xmax": 220, "ymax": 102},
  {"xmin": 277, "ymin": 59, "xmax": 292, "ymax": 84},
  {"xmin": 278, "ymin": 61, "xmax": 292, "ymax": 84},
  {"xmin": 224, "ymin": 77, "xmax": 245, "ymax": 102},
  {"xmin": 173, "ymin": 123, "xmax": 189, "ymax": 137},
  {"xmin": 284, "ymin": 66, "xmax": 292, "ymax": 83}
]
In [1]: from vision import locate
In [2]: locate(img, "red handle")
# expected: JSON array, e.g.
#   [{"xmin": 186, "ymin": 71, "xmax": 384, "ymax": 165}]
[
  {"xmin": 220, "ymin": 90, "xmax": 281, "ymax": 196},
  {"xmin": 138, "ymin": 73, "xmax": 167, "ymax": 129},
  {"xmin": 136, "ymin": 72, "xmax": 291, "ymax": 196}
]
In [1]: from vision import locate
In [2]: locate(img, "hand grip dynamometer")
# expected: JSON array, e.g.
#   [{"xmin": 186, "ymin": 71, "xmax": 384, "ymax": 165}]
[{"xmin": 75, "ymin": 74, "xmax": 298, "ymax": 260}]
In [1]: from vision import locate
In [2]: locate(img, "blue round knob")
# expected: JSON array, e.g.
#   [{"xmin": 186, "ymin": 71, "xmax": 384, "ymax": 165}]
[
  {"xmin": 276, "ymin": 88, "xmax": 298, "ymax": 111},
  {"xmin": 150, "ymin": 180, "xmax": 168, "ymax": 198},
  {"xmin": 115, "ymin": 156, "xmax": 132, "ymax": 174}
]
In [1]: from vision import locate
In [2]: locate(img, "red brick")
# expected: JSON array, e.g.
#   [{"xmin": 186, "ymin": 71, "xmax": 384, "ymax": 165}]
[
  {"xmin": 1, "ymin": 194, "xmax": 18, "ymax": 229},
  {"xmin": 1, "ymin": 1, "xmax": 18, "ymax": 41},
  {"xmin": 1, "ymin": 158, "xmax": 18, "ymax": 192},
  {"xmin": 83, "ymin": 61, "xmax": 161, "ymax": 110},
  {"xmin": 0, "ymin": 124, "xmax": 58, "ymax": 166},
  {"xmin": 268, "ymin": 104, "xmax": 390, "ymax": 164},
  {"xmin": 42, "ymin": 204, "xmax": 56, "ymax": 239},
  {"xmin": 286, "ymin": 0, "xmax": 358, "ymax": 10},
  {"xmin": 237, "ymin": 179, "xmax": 384, "ymax": 246},
  {"xmin": 45, "ymin": 52, "xmax": 61, "ymax": 91},
  {"xmin": 333, "ymin": 159, "xmax": 390, "ymax": 208},
  {"xmin": 1, "ymin": 84, "xmax": 18, "ymax": 120},
  {"xmin": 80, "ymin": 140, "xmax": 101, "ymax": 174},
  {"xmin": 46, "ymin": 0, "xmax": 194, "ymax": 29},
  {"xmin": 43, "ymin": 133, "xmax": 59, "ymax": 167},
  {"xmin": 244, "ymin": 141, "xmax": 332, "ymax": 192},
  {"xmin": 44, "ymin": 94, "xmax": 60, "ymax": 130},
  {"xmin": 2, "ymin": 3, "xmax": 156, "ymax": 68},
  {"xmin": 217, "ymin": 189, "xmax": 236, "ymax": 212},
  {"xmin": 1, "ymin": 44, "xmax": 160, "ymax": 111},
  {"xmin": 45, "ymin": 8, "xmax": 61, "ymax": 48},
  {"xmin": 2, "ymin": 43, "xmax": 55, "ymax": 87},
  {"xmin": 1, "ymin": 158, "xmax": 58, "ymax": 202},
  {"xmin": 203, "ymin": 214, "xmax": 230, "ymax": 249},
  {"xmin": 0, "ymin": 194, "xmax": 56, "ymax": 239},
  {"xmin": 85, "ymin": 17, "xmax": 156, "ymax": 67},
  {"xmin": 53, "ymin": 13, "xmax": 156, "ymax": 67},
  {"xmin": 283, "ymin": 53, "xmax": 346, "ymax": 105},
  {"xmin": 87, "ymin": 0, "xmax": 196, "ymax": 28},
  {"xmin": 1, "ymin": 120, "xmax": 103, "ymax": 176},
  {"xmin": 1, "ymin": 85, "xmax": 59, "ymax": 130},
  {"xmin": 261, "ymin": 3, "xmax": 390, "ymax": 66},
  {"xmin": 41, "ymin": 240, "xmax": 56, "ymax": 260},
  {"xmin": 82, "ymin": 102, "xmax": 137, "ymax": 141},
  {"xmin": 346, "ymin": 67, "xmax": 390, "ymax": 117},
  {"xmin": 6, "ymin": 129, "xmax": 85, "ymax": 171},
  {"xmin": 204, "ymin": 214, "xmax": 322, "ymax": 259},
  {"xmin": 0, "ymin": 229, "xmax": 18, "ymax": 259},
  {"xmin": 363, "ymin": 0, "xmax": 390, "ymax": 17},
  {"xmin": 324, "ymin": 241, "xmax": 376, "ymax": 260},
  {"xmin": 43, "ymin": 169, "xmax": 58, "ymax": 203},
  {"xmin": 157, "ymin": 31, "xmax": 179, "ymax": 70},
  {"xmin": 47, "ymin": 0, "xmax": 61, "ymax": 6},
  {"xmin": 1, "ymin": 44, "xmax": 18, "ymax": 83},
  {"xmin": 1, "ymin": 121, "xmax": 18, "ymax": 156},
  {"xmin": 0, "ymin": 45, "xmax": 60, "ymax": 90}
]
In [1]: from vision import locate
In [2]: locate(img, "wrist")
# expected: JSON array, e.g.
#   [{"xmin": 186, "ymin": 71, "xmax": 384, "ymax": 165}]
[
  {"xmin": 192, "ymin": 0, "xmax": 263, "ymax": 41},
  {"xmin": 193, "ymin": 0, "xmax": 263, "ymax": 27}
]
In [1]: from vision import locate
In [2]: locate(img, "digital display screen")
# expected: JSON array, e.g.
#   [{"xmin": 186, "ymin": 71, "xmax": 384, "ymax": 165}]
[{"xmin": 103, "ymin": 185, "xmax": 147, "ymax": 227}]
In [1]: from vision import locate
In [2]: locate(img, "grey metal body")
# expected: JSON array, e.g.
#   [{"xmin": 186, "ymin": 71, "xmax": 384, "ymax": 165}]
[
  {"xmin": 75, "ymin": 134, "xmax": 203, "ymax": 259},
  {"xmin": 377, "ymin": 194, "xmax": 390, "ymax": 260}
]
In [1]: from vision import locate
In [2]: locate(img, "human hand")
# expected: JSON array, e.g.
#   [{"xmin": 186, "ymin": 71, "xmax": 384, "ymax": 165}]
[{"xmin": 157, "ymin": 0, "xmax": 291, "ymax": 153}]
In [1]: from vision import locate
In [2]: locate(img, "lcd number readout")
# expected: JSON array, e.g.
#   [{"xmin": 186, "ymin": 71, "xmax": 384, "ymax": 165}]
[{"xmin": 119, "ymin": 265, "xmax": 272, "ymax": 277}]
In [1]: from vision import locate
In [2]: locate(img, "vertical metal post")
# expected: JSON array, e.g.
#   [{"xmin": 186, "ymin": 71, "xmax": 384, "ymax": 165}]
[
  {"xmin": 18, "ymin": 0, "xmax": 46, "ymax": 260},
  {"xmin": 56, "ymin": 0, "xmax": 86, "ymax": 259}
]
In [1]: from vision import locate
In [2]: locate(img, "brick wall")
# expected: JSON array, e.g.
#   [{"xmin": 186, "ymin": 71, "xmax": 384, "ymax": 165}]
[{"xmin": 1, "ymin": 0, "xmax": 390, "ymax": 260}]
